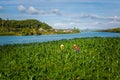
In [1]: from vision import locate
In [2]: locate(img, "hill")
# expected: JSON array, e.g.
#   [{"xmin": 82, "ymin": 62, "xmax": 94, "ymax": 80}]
[{"xmin": 0, "ymin": 18, "xmax": 53, "ymax": 35}]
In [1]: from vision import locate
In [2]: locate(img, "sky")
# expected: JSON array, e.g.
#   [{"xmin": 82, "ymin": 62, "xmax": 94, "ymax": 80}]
[{"xmin": 0, "ymin": 0, "xmax": 120, "ymax": 30}]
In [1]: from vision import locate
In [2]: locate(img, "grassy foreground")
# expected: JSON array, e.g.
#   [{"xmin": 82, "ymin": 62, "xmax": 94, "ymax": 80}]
[{"xmin": 0, "ymin": 37, "xmax": 120, "ymax": 80}]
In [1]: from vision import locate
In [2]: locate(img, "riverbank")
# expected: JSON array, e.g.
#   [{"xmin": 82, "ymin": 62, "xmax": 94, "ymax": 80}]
[{"xmin": 0, "ymin": 37, "xmax": 120, "ymax": 80}]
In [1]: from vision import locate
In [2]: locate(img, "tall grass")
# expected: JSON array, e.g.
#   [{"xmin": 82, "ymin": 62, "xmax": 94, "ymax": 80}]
[{"xmin": 0, "ymin": 37, "xmax": 120, "ymax": 80}]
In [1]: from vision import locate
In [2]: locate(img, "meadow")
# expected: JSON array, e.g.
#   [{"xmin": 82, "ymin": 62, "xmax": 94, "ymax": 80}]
[{"xmin": 0, "ymin": 37, "xmax": 120, "ymax": 80}]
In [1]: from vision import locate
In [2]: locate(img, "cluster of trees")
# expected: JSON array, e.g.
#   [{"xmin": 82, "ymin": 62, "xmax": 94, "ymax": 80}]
[{"xmin": 0, "ymin": 18, "xmax": 52, "ymax": 35}]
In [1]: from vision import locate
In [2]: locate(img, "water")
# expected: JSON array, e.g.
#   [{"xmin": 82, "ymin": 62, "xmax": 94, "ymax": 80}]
[{"xmin": 0, "ymin": 32, "xmax": 120, "ymax": 45}]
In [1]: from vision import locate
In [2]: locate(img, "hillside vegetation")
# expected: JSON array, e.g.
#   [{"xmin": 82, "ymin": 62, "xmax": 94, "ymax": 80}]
[
  {"xmin": 0, "ymin": 37, "xmax": 120, "ymax": 80},
  {"xmin": 0, "ymin": 18, "xmax": 53, "ymax": 35}
]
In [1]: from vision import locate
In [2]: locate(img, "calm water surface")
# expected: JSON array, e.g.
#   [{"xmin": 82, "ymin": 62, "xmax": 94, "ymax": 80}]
[{"xmin": 0, "ymin": 32, "xmax": 120, "ymax": 45}]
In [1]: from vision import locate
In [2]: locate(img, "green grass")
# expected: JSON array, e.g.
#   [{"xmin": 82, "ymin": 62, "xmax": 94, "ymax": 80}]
[{"xmin": 0, "ymin": 37, "xmax": 120, "ymax": 80}]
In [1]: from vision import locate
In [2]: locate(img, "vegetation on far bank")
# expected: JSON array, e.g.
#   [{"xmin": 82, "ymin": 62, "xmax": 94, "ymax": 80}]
[
  {"xmin": 97, "ymin": 28, "xmax": 120, "ymax": 33},
  {"xmin": 0, "ymin": 37, "xmax": 120, "ymax": 80},
  {"xmin": 0, "ymin": 18, "xmax": 80, "ymax": 36}
]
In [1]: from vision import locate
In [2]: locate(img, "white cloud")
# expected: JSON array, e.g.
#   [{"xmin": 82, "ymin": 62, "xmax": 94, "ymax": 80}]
[
  {"xmin": 27, "ymin": 6, "xmax": 39, "ymax": 14},
  {"xmin": 80, "ymin": 14, "xmax": 102, "ymax": 19},
  {"xmin": 18, "ymin": 5, "xmax": 26, "ymax": 12},
  {"xmin": 18, "ymin": 5, "xmax": 48, "ymax": 15},
  {"xmin": 108, "ymin": 21, "xmax": 120, "ymax": 24},
  {"xmin": 88, "ymin": 21, "xmax": 120, "ymax": 29},
  {"xmin": 107, "ymin": 16, "xmax": 120, "ymax": 21},
  {"xmin": 17, "ymin": 5, "xmax": 62, "ymax": 15},
  {"xmin": 70, "ymin": 14, "xmax": 120, "ymax": 22},
  {"xmin": 0, "ymin": 6, "xmax": 3, "ymax": 10}
]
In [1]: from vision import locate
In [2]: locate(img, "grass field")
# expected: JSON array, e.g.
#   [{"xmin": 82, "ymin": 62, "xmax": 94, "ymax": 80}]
[{"xmin": 0, "ymin": 37, "xmax": 120, "ymax": 80}]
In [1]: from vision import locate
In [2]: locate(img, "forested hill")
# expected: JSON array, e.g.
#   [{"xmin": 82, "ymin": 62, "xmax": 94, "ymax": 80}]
[{"xmin": 0, "ymin": 18, "xmax": 53, "ymax": 35}]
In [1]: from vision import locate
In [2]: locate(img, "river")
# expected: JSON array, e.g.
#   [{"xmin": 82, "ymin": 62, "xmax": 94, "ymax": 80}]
[{"xmin": 0, "ymin": 32, "xmax": 120, "ymax": 45}]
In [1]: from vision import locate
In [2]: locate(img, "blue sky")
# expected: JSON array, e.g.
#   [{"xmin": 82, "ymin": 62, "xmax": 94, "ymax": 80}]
[{"xmin": 0, "ymin": 0, "xmax": 120, "ymax": 30}]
